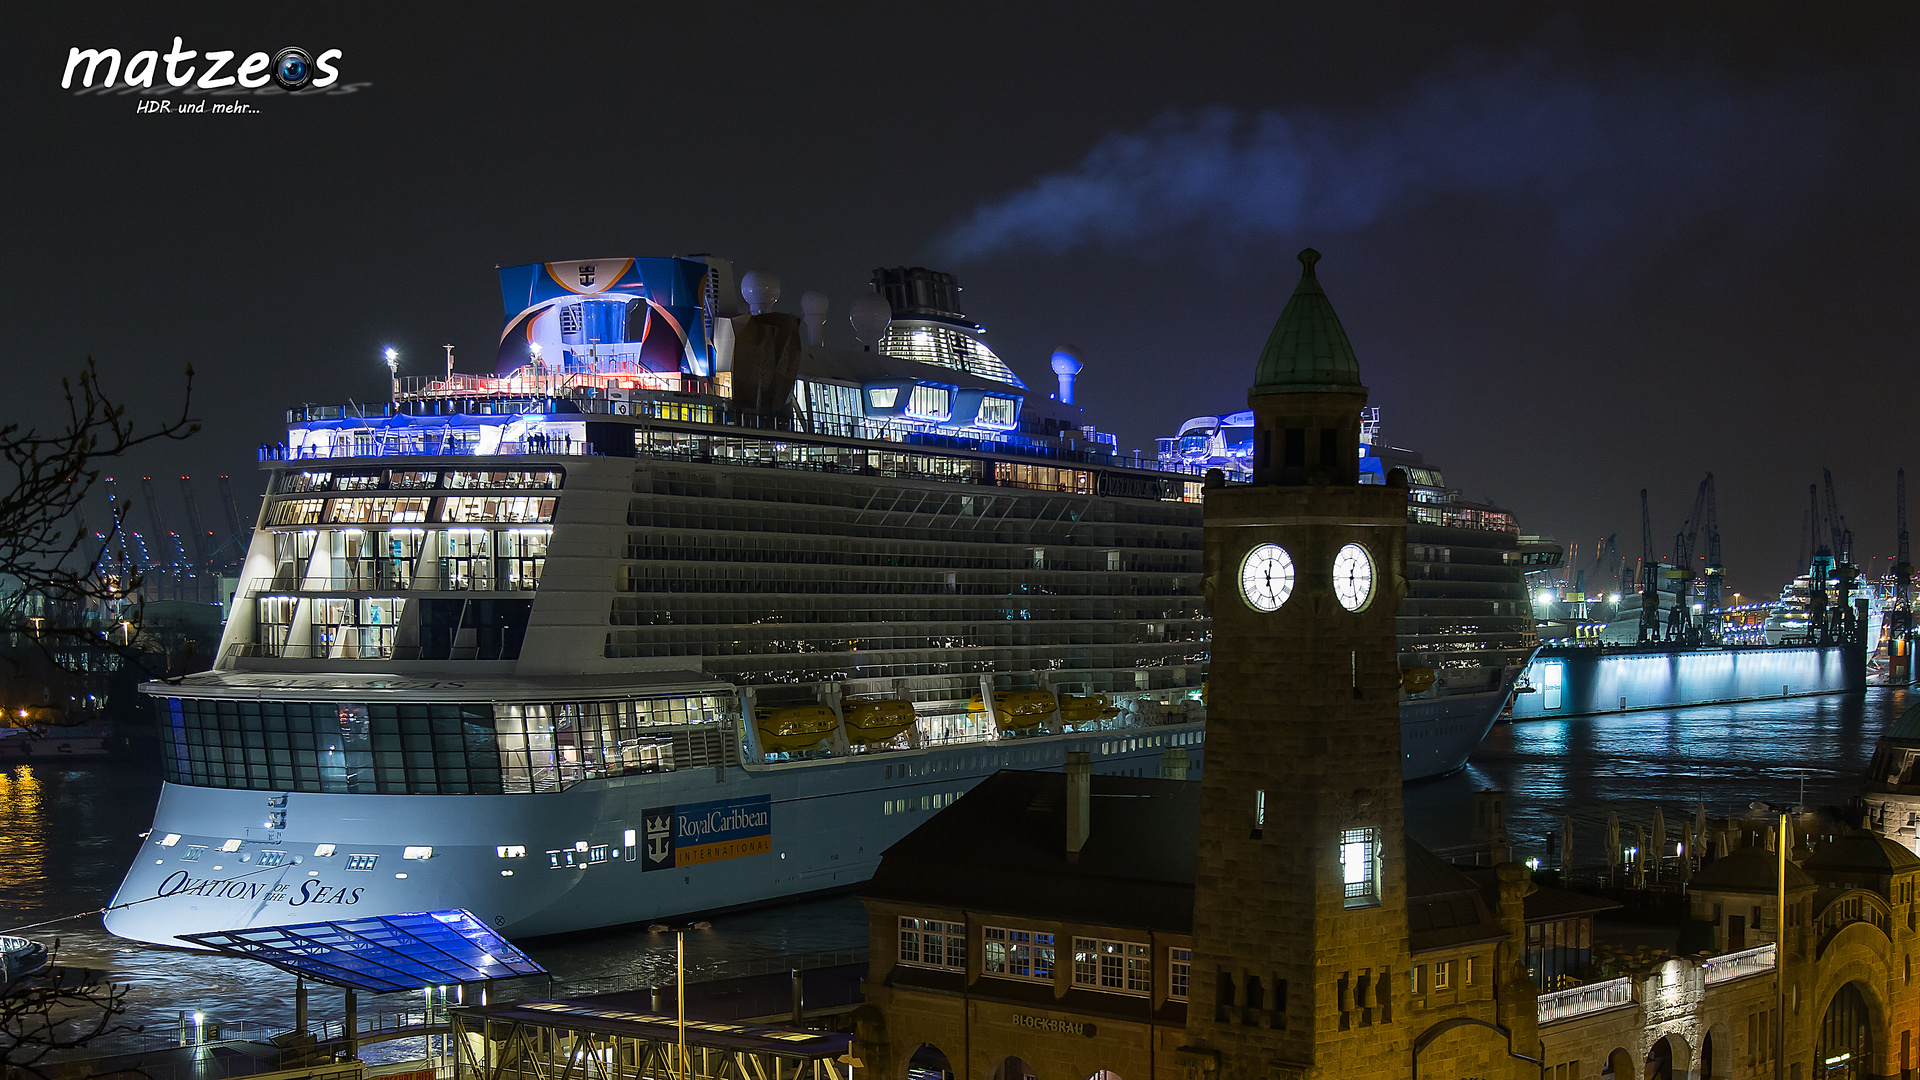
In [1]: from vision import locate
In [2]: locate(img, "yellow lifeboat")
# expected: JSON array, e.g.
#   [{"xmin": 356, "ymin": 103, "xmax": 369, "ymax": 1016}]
[
  {"xmin": 755, "ymin": 704, "xmax": 839, "ymax": 751},
  {"xmin": 843, "ymin": 699, "xmax": 917, "ymax": 745},
  {"xmin": 1057, "ymin": 693, "xmax": 1120, "ymax": 724},
  {"xmin": 1400, "ymin": 666, "xmax": 1436, "ymax": 694},
  {"xmin": 967, "ymin": 690, "xmax": 1058, "ymax": 731}
]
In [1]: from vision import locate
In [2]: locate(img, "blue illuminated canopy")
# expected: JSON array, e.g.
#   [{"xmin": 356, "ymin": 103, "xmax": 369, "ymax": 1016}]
[{"xmin": 179, "ymin": 909, "xmax": 546, "ymax": 993}]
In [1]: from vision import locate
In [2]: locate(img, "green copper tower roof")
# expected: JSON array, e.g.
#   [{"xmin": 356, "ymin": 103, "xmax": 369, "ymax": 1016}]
[{"xmin": 1251, "ymin": 248, "xmax": 1365, "ymax": 396}]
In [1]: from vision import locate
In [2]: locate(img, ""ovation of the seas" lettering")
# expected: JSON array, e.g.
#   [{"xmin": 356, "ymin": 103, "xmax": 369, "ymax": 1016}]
[{"xmin": 155, "ymin": 871, "xmax": 364, "ymax": 906}]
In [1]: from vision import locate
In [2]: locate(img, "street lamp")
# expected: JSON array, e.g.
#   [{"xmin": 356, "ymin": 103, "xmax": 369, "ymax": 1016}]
[
  {"xmin": 648, "ymin": 921, "xmax": 712, "ymax": 1080},
  {"xmin": 384, "ymin": 347, "xmax": 400, "ymax": 400}
]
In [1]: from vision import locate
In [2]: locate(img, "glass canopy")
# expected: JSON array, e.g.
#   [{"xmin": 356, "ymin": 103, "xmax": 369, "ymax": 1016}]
[{"xmin": 180, "ymin": 909, "xmax": 546, "ymax": 993}]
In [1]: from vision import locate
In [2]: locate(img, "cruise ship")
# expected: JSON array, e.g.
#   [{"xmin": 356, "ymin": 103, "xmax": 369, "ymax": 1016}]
[
  {"xmin": 106, "ymin": 257, "xmax": 1517, "ymax": 948},
  {"xmin": 1159, "ymin": 410, "xmax": 1539, "ymax": 761}
]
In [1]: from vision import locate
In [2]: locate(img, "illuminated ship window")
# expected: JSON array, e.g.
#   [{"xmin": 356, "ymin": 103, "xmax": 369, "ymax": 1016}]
[
  {"xmin": 268, "ymin": 499, "xmax": 326, "ymax": 526},
  {"xmin": 444, "ymin": 470, "xmax": 563, "ymax": 490},
  {"xmin": 314, "ymin": 844, "xmax": 336, "ymax": 857},
  {"xmin": 976, "ymin": 396, "xmax": 1016, "ymax": 429},
  {"xmin": 403, "ymin": 846, "xmax": 434, "ymax": 861},
  {"xmin": 327, "ymin": 497, "xmax": 431, "ymax": 524},
  {"xmin": 440, "ymin": 496, "xmax": 557, "ymax": 524},
  {"xmin": 905, "ymin": 385, "xmax": 951, "ymax": 422},
  {"xmin": 158, "ymin": 833, "xmax": 182, "ymax": 847},
  {"xmin": 497, "ymin": 845, "xmax": 527, "ymax": 858},
  {"xmin": 547, "ymin": 849, "xmax": 565, "ymax": 868},
  {"xmin": 868, "ymin": 387, "xmax": 899, "ymax": 409},
  {"xmin": 181, "ymin": 845, "xmax": 205, "ymax": 862},
  {"xmin": 588, "ymin": 844, "xmax": 610, "ymax": 864},
  {"xmin": 878, "ymin": 324, "xmax": 1027, "ymax": 389},
  {"xmin": 220, "ymin": 839, "xmax": 243, "ymax": 852},
  {"xmin": 344, "ymin": 853, "xmax": 379, "ymax": 871},
  {"xmin": 258, "ymin": 850, "xmax": 289, "ymax": 868}
]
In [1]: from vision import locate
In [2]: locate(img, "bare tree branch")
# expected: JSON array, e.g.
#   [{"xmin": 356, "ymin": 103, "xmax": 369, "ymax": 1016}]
[{"xmin": 0, "ymin": 359, "xmax": 198, "ymax": 682}]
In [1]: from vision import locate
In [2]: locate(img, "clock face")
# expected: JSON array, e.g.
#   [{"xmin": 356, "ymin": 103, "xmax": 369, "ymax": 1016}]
[
  {"xmin": 1239, "ymin": 543, "xmax": 1295, "ymax": 612},
  {"xmin": 1333, "ymin": 543, "xmax": 1375, "ymax": 611}
]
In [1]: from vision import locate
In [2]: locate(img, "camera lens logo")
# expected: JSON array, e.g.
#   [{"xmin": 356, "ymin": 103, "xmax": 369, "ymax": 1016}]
[{"xmin": 272, "ymin": 47, "xmax": 314, "ymax": 91}]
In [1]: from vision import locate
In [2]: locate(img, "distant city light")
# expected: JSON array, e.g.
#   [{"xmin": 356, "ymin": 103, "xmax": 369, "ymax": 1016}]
[{"xmin": 1609, "ymin": 593, "xmax": 1622, "ymax": 604}]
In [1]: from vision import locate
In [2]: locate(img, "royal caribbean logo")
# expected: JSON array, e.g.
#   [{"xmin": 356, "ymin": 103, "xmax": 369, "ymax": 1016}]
[{"xmin": 641, "ymin": 795, "xmax": 773, "ymax": 872}]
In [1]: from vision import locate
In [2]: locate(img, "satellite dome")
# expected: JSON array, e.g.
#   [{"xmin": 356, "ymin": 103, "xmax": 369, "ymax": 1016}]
[
  {"xmin": 740, "ymin": 269, "xmax": 781, "ymax": 314},
  {"xmin": 1049, "ymin": 346, "xmax": 1084, "ymax": 404},
  {"xmin": 800, "ymin": 290, "xmax": 829, "ymax": 316},
  {"xmin": 848, "ymin": 291, "xmax": 892, "ymax": 349}
]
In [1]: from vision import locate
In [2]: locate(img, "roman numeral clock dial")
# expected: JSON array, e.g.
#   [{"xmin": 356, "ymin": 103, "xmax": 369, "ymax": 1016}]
[
  {"xmin": 1238, "ymin": 543, "xmax": 1295, "ymax": 612},
  {"xmin": 1333, "ymin": 542, "xmax": 1375, "ymax": 612}
]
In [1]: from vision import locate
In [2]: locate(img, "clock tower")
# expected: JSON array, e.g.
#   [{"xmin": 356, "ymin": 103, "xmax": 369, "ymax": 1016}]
[{"xmin": 1181, "ymin": 248, "xmax": 1414, "ymax": 1079}]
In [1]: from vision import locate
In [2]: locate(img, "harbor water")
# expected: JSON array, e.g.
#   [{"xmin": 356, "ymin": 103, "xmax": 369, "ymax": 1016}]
[{"xmin": 2, "ymin": 686, "xmax": 1906, "ymax": 1056}]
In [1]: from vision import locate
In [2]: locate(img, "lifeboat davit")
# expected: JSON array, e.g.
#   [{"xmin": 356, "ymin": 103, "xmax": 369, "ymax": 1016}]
[
  {"xmin": 967, "ymin": 690, "xmax": 1058, "ymax": 731},
  {"xmin": 843, "ymin": 699, "xmax": 917, "ymax": 744},
  {"xmin": 1057, "ymin": 693, "xmax": 1120, "ymax": 724},
  {"xmin": 755, "ymin": 704, "xmax": 839, "ymax": 751}
]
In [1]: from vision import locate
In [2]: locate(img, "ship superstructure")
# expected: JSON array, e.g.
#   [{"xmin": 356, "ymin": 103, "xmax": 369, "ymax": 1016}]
[{"xmin": 108, "ymin": 259, "xmax": 1220, "ymax": 947}]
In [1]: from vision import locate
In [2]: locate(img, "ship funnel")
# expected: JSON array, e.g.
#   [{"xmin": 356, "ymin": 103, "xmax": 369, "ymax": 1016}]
[{"xmin": 1050, "ymin": 346, "xmax": 1084, "ymax": 404}]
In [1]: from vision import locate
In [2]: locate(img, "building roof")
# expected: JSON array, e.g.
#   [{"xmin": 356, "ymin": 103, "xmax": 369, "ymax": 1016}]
[
  {"xmin": 865, "ymin": 770, "xmax": 1199, "ymax": 931},
  {"xmin": 1690, "ymin": 846, "xmax": 1817, "ymax": 894},
  {"xmin": 1802, "ymin": 832, "xmax": 1920, "ymax": 876},
  {"xmin": 1404, "ymin": 845, "xmax": 1506, "ymax": 953},
  {"xmin": 1461, "ymin": 868, "xmax": 1624, "ymax": 922},
  {"xmin": 867, "ymin": 769, "xmax": 1492, "ymax": 945},
  {"xmin": 1885, "ymin": 699, "xmax": 1920, "ymax": 744},
  {"xmin": 1250, "ymin": 249, "xmax": 1365, "ymax": 397}
]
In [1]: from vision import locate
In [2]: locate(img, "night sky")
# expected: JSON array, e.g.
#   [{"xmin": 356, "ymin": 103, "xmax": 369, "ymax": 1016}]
[{"xmin": 9, "ymin": 4, "xmax": 1919, "ymax": 598}]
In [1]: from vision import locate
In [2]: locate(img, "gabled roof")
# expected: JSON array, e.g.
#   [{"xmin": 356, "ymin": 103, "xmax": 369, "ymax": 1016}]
[{"xmin": 1250, "ymin": 249, "xmax": 1365, "ymax": 397}]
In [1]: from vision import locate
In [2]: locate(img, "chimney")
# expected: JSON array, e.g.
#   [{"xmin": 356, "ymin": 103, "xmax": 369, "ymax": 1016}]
[{"xmin": 1066, "ymin": 751, "xmax": 1091, "ymax": 860}]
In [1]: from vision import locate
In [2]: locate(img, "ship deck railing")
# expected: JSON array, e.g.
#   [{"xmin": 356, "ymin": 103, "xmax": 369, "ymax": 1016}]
[{"xmin": 274, "ymin": 395, "xmax": 1210, "ymax": 478}]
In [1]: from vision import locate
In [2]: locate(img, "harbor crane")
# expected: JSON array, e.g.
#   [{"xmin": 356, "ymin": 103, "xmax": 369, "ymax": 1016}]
[
  {"xmin": 1638, "ymin": 488, "xmax": 1659, "ymax": 644},
  {"xmin": 1668, "ymin": 476, "xmax": 1711, "ymax": 643},
  {"xmin": 1823, "ymin": 467, "xmax": 1859, "ymax": 643},
  {"xmin": 1701, "ymin": 475, "xmax": 1723, "ymax": 643},
  {"xmin": 1896, "ymin": 469, "xmax": 1913, "ymax": 680}
]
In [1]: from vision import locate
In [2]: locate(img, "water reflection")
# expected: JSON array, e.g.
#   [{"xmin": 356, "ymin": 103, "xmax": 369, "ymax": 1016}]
[
  {"xmin": 1405, "ymin": 687, "xmax": 1903, "ymax": 867},
  {"xmin": 0, "ymin": 765, "xmax": 46, "ymax": 913}
]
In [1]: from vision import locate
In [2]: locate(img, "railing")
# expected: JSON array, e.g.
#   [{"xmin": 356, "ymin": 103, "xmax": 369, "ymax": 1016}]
[
  {"xmin": 1703, "ymin": 943, "xmax": 1775, "ymax": 984},
  {"xmin": 1536, "ymin": 976, "xmax": 1633, "ymax": 1023},
  {"xmin": 263, "ymin": 438, "xmax": 590, "ymax": 462}
]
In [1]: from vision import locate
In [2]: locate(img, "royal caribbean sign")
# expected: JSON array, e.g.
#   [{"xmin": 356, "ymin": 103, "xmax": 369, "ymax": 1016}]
[{"xmin": 641, "ymin": 794, "xmax": 772, "ymax": 871}]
